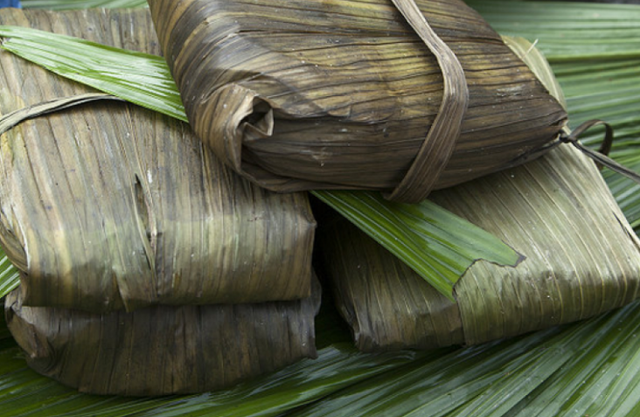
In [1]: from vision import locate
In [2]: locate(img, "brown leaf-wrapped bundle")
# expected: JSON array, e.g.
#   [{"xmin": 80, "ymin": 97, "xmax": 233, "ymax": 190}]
[
  {"xmin": 0, "ymin": 9, "xmax": 315, "ymax": 313},
  {"xmin": 148, "ymin": 0, "xmax": 568, "ymax": 203},
  {"xmin": 317, "ymin": 38, "xmax": 640, "ymax": 351},
  {"xmin": 320, "ymin": 142, "xmax": 640, "ymax": 351},
  {"xmin": 325, "ymin": 147, "xmax": 640, "ymax": 352},
  {"xmin": 4, "ymin": 278, "xmax": 320, "ymax": 396}
]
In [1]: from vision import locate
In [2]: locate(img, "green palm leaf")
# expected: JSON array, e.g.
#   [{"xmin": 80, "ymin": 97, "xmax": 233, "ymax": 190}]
[
  {"xmin": 313, "ymin": 191, "xmax": 521, "ymax": 298},
  {"xmin": 1, "ymin": 1, "xmax": 640, "ymax": 416},
  {"xmin": 469, "ymin": 0, "xmax": 640, "ymax": 61},
  {"xmin": 0, "ymin": 256, "xmax": 18, "ymax": 302},
  {"xmin": 0, "ymin": 25, "xmax": 185, "ymax": 122},
  {"xmin": 290, "ymin": 302, "xmax": 640, "ymax": 417}
]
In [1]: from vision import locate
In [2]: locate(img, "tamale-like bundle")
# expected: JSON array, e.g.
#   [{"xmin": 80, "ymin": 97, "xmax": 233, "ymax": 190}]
[
  {"xmin": 318, "ymin": 37, "xmax": 640, "ymax": 351},
  {"xmin": 320, "ymin": 141, "xmax": 640, "ymax": 351},
  {"xmin": 4, "ymin": 278, "xmax": 320, "ymax": 396},
  {"xmin": 319, "ymin": 140, "xmax": 640, "ymax": 352},
  {"xmin": 148, "ymin": 0, "xmax": 568, "ymax": 203},
  {"xmin": 0, "ymin": 8, "xmax": 315, "ymax": 312}
]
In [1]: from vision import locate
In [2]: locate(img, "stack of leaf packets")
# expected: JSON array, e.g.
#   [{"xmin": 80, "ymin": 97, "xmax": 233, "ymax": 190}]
[
  {"xmin": 1, "ymin": 0, "xmax": 638, "ymax": 399},
  {"xmin": 147, "ymin": 0, "xmax": 568, "ymax": 203},
  {"xmin": 0, "ymin": 8, "xmax": 319, "ymax": 395},
  {"xmin": 318, "ymin": 37, "xmax": 640, "ymax": 352}
]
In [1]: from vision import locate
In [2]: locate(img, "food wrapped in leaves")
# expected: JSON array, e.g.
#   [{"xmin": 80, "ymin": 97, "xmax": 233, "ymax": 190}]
[
  {"xmin": 320, "ymin": 141, "xmax": 640, "ymax": 351},
  {"xmin": 319, "ymin": 137, "xmax": 640, "ymax": 352},
  {"xmin": 4, "ymin": 277, "xmax": 320, "ymax": 396},
  {"xmin": 317, "ymin": 38, "xmax": 640, "ymax": 351},
  {"xmin": 148, "ymin": 0, "xmax": 568, "ymax": 203},
  {"xmin": 0, "ymin": 8, "xmax": 315, "ymax": 312}
]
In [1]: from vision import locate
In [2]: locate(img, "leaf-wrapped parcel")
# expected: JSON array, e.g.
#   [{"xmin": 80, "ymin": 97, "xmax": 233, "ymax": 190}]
[
  {"xmin": 317, "ymin": 38, "xmax": 640, "ymax": 351},
  {"xmin": 319, "ymin": 141, "xmax": 640, "ymax": 351},
  {"xmin": 0, "ymin": 8, "xmax": 321, "ymax": 396},
  {"xmin": 4, "ymin": 278, "xmax": 321, "ymax": 396},
  {"xmin": 0, "ymin": 8, "xmax": 315, "ymax": 313},
  {"xmin": 148, "ymin": 0, "xmax": 568, "ymax": 203}
]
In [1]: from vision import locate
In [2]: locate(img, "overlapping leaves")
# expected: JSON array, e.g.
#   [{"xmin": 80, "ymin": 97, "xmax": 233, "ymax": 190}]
[
  {"xmin": 1, "ymin": 1, "xmax": 640, "ymax": 416},
  {"xmin": 0, "ymin": 24, "xmax": 520, "ymax": 300}
]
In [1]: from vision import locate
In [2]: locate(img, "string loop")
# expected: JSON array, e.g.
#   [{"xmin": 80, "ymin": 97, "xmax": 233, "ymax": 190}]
[{"xmin": 560, "ymin": 119, "xmax": 640, "ymax": 184}]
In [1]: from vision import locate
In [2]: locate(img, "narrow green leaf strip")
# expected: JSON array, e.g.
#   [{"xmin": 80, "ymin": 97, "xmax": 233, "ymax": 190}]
[
  {"xmin": 0, "ymin": 253, "xmax": 19, "ymax": 299},
  {"xmin": 0, "ymin": 25, "xmax": 187, "ymax": 122},
  {"xmin": 313, "ymin": 190, "xmax": 521, "ymax": 300}
]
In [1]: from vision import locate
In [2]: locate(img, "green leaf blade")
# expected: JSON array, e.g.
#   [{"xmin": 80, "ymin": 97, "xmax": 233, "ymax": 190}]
[
  {"xmin": 0, "ymin": 253, "xmax": 19, "ymax": 299},
  {"xmin": 314, "ymin": 190, "xmax": 521, "ymax": 301},
  {"xmin": 0, "ymin": 26, "xmax": 187, "ymax": 122}
]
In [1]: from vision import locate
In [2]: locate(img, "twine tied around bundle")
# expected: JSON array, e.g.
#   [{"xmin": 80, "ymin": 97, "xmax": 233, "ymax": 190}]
[{"xmin": 560, "ymin": 119, "xmax": 640, "ymax": 184}]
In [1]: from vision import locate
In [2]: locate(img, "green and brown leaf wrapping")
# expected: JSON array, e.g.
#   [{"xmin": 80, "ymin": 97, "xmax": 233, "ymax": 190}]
[
  {"xmin": 148, "ymin": 0, "xmax": 568, "ymax": 203},
  {"xmin": 4, "ymin": 277, "xmax": 321, "ymax": 396},
  {"xmin": 0, "ymin": 8, "xmax": 315, "ymax": 313},
  {"xmin": 318, "ymin": 38, "xmax": 640, "ymax": 351},
  {"xmin": 320, "ymin": 142, "xmax": 640, "ymax": 351}
]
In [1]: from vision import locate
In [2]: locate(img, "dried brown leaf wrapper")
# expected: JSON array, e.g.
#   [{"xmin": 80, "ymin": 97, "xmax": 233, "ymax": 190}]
[
  {"xmin": 320, "ymin": 143, "xmax": 640, "ymax": 351},
  {"xmin": 317, "ymin": 38, "xmax": 640, "ymax": 350},
  {"xmin": 5, "ymin": 277, "xmax": 320, "ymax": 396},
  {"xmin": 0, "ymin": 8, "xmax": 315, "ymax": 312},
  {"xmin": 149, "ymin": 0, "xmax": 568, "ymax": 202}
]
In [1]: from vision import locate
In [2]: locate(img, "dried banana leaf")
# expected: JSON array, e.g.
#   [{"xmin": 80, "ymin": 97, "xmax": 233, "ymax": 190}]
[
  {"xmin": 0, "ymin": 8, "xmax": 315, "ymax": 312},
  {"xmin": 318, "ymin": 38, "xmax": 640, "ymax": 351},
  {"xmin": 320, "ymin": 141, "xmax": 640, "ymax": 351},
  {"xmin": 4, "ymin": 277, "xmax": 321, "ymax": 396},
  {"xmin": 148, "ymin": 0, "xmax": 568, "ymax": 203}
]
